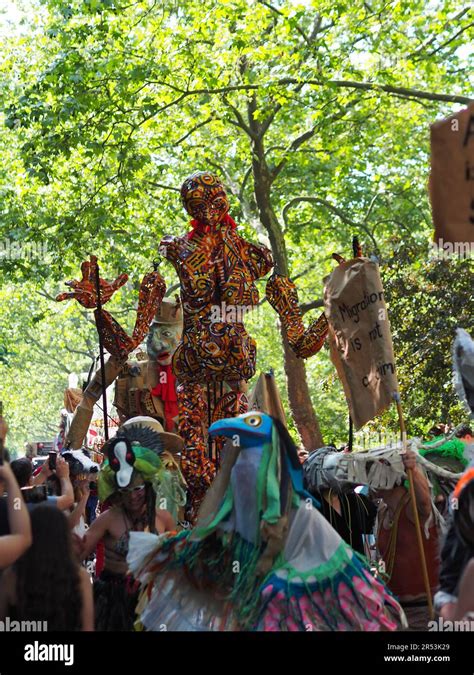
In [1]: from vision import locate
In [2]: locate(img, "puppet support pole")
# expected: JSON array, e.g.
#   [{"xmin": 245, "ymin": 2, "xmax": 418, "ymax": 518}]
[{"xmin": 94, "ymin": 260, "xmax": 109, "ymax": 442}]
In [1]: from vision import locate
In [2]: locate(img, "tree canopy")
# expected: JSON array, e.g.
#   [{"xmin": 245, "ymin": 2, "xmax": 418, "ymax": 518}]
[{"xmin": 0, "ymin": 0, "xmax": 472, "ymax": 451}]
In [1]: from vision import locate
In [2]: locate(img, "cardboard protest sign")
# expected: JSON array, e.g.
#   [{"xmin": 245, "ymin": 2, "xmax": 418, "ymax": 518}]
[
  {"xmin": 324, "ymin": 258, "xmax": 398, "ymax": 429},
  {"xmin": 430, "ymin": 102, "xmax": 474, "ymax": 249}
]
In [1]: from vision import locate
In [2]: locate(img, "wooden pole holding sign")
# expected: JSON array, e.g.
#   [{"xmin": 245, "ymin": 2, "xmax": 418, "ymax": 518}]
[{"xmin": 393, "ymin": 393, "xmax": 434, "ymax": 621}]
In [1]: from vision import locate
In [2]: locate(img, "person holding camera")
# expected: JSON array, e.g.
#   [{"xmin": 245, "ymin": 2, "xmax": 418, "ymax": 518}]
[
  {"xmin": 11, "ymin": 455, "xmax": 74, "ymax": 511},
  {"xmin": 0, "ymin": 462, "xmax": 32, "ymax": 569}
]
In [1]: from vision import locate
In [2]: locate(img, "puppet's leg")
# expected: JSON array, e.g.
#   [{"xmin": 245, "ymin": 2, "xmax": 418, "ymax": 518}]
[
  {"xmin": 177, "ymin": 380, "xmax": 216, "ymax": 522},
  {"xmin": 265, "ymin": 273, "xmax": 329, "ymax": 359},
  {"xmin": 211, "ymin": 382, "xmax": 249, "ymax": 464}
]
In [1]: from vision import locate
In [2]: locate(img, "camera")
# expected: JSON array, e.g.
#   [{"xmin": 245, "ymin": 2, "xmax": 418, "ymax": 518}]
[
  {"xmin": 48, "ymin": 451, "xmax": 57, "ymax": 471},
  {"xmin": 21, "ymin": 485, "xmax": 48, "ymax": 504}
]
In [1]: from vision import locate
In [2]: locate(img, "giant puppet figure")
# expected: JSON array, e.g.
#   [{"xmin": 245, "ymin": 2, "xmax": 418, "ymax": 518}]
[
  {"xmin": 58, "ymin": 174, "xmax": 329, "ymax": 519},
  {"xmin": 159, "ymin": 171, "xmax": 329, "ymax": 519}
]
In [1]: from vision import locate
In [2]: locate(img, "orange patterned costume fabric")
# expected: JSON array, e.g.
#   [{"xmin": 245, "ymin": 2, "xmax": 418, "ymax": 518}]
[{"xmin": 161, "ymin": 228, "xmax": 273, "ymax": 383}]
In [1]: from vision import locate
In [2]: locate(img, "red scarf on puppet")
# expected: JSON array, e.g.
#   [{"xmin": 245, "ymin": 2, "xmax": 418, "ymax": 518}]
[
  {"xmin": 150, "ymin": 364, "xmax": 178, "ymax": 432},
  {"xmin": 187, "ymin": 213, "xmax": 237, "ymax": 239}
]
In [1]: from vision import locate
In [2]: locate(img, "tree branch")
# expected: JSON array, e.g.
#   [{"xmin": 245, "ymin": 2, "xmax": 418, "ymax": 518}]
[
  {"xmin": 223, "ymin": 96, "xmax": 256, "ymax": 138},
  {"xmin": 63, "ymin": 345, "xmax": 95, "ymax": 360},
  {"xmin": 24, "ymin": 336, "xmax": 71, "ymax": 375},
  {"xmin": 258, "ymin": 0, "xmax": 312, "ymax": 44},
  {"xmin": 301, "ymin": 298, "xmax": 325, "ymax": 314},
  {"xmin": 424, "ymin": 22, "xmax": 474, "ymax": 59},
  {"xmin": 146, "ymin": 181, "xmax": 180, "ymax": 192},
  {"xmin": 144, "ymin": 78, "xmax": 472, "ymax": 105},
  {"xmin": 270, "ymin": 98, "xmax": 357, "ymax": 182},
  {"xmin": 282, "ymin": 196, "xmax": 379, "ymax": 249},
  {"xmin": 173, "ymin": 116, "xmax": 214, "ymax": 144},
  {"xmin": 409, "ymin": 7, "xmax": 471, "ymax": 59}
]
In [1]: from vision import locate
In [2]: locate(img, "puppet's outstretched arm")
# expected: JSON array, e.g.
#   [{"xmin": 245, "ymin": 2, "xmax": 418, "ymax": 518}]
[{"xmin": 265, "ymin": 273, "xmax": 328, "ymax": 359}]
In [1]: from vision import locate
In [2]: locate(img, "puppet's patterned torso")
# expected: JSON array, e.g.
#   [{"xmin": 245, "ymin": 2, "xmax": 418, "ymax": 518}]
[{"xmin": 161, "ymin": 226, "xmax": 273, "ymax": 383}]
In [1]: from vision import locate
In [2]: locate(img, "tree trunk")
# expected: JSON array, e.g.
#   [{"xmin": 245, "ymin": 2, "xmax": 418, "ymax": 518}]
[
  {"xmin": 249, "ymin": 125, "xmax": 324, "ymax": 448},
  {"xmin": 281, "ymin": 329, "xmax": 324, "ymax": 449}
]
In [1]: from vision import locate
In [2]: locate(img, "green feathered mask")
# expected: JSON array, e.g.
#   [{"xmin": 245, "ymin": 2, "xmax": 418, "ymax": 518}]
[{"xmin": 98, "ymin": 424, "xmax": 186, "ymax": 518}]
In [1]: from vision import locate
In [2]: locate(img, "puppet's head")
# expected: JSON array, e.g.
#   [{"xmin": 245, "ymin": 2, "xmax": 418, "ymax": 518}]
[
  {"xmin": 98, "ymin": 416, "xmax": 185, "ymax": 519},
  {"xmin": 62, "ymin": 448, "xmax": 100, "ymax": 485},
  {"xmin": 194, "ymin": 412, "xmax": 318, "ymax": 547},
  {"xmin": 147, "ymin": 299, "xmax": 183, "ymax": 366},
  {"xmin": 180, "ymin": 171, "xmax": 230, "ymax": 227},
  {"xmin": 303, "ymin": 446, "xmax": 346, "ymax": 493}
]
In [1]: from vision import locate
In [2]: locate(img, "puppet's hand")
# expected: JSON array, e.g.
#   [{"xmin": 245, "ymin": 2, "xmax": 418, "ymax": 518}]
[{"xmin": 56, "ymin": 256, "xmax": 128, "ymax": 308}]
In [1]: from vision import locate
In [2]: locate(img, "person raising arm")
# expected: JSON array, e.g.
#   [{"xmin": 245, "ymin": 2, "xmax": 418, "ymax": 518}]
[
  {"xmin": 53, "ymin": 456, "xmax": 74, "ymax": 511},
  {"xmin": 0, "ymin": 463, "xmax": 32, "ymax": 569}
]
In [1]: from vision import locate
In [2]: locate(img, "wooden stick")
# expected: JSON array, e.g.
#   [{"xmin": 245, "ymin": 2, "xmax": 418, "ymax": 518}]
[
  {"xmin": 94, "ymin": 261, "xmax": 109, "ymax": 442},
  {"xmin": 394, "ymin": 395, "xmax": 434, "ymax": 620}
]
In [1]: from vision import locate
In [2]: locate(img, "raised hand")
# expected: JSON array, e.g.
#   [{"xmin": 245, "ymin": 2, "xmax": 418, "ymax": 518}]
[{"xmin": 56, "ymin": 255, "xmax": 128, "ymax": 308}]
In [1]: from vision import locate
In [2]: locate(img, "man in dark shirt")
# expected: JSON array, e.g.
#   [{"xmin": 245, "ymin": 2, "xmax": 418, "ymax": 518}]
[
  {"xmin": 303, "ymin": 446, "xmax": 377, "ymax": 556},
  {"xmin": 435, "ymin": 468, "xmax": 474, "ymax": 619},
  {"xmin": 317, "ymin": 487, "xmax": 376, "ymax": 555}
]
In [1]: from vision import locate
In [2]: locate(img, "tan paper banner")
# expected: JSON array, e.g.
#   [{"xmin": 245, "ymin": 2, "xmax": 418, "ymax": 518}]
[
  {"xmin": 430, "ymin": 102, "xmax": 474, "ymax": 248},
  {"xmin": 324, "ymin": 258, "xmax": 399, "ymax": 429}
]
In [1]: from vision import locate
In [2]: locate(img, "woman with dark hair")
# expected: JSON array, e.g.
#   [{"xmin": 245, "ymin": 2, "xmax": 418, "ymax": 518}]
[
  {"xmin": 80, "ymin": 417, "xmax": 186, "ymax": 631},
  {"xmin": 0, "ymin": 504, "xmax": 93, "ymax": 630}
]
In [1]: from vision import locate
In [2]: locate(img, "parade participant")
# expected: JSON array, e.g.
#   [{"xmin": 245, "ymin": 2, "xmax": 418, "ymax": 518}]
[
  {"xmin": 433, "ymin": 328, "xmax": 474, "ymax": 620},
  {"xmin": 303, "ymin": 446, "xmax": 377, "ymax": 556},
  {"xmin": 0, "ymin": 505, "xmax": 93, "ymax": 630},
  {"xmin": 81, "ymin": 416, "xmax": 185, "ymax": 631},
  {"xmin": 417, "ymin": 426, "xmax": 472, "ymax": 516},
  {"xmin": 69, "ymin": 483, "xmax": 91, "ymax": 538},
  {"xmin": 61, "ymin": 448, "xmax": 100, "ymax": 537},
  {"xmin": 452, "ymin": 560, "xmax": 474, "ymax": 621},
  {"xmin": 0, "ymin": 462, "xmax": 32, "ymax": 569},
  {"xmin": 376, "ymin": 448, "xmax": 440, "ymax": 630},
  {"xmin": 114, "ymin": 299, "xmax": 183, "ymax": 431},
  {"xmin": 435, "ymin": 463, "xmax": 474, "ymax": 620},
  {"xmin": 128, "ymin": 412, "xmax": 405, "ymax": 631},
  {"xmin": 420, "ymin": 424, "xmax": 474, "ymax": 468}
]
